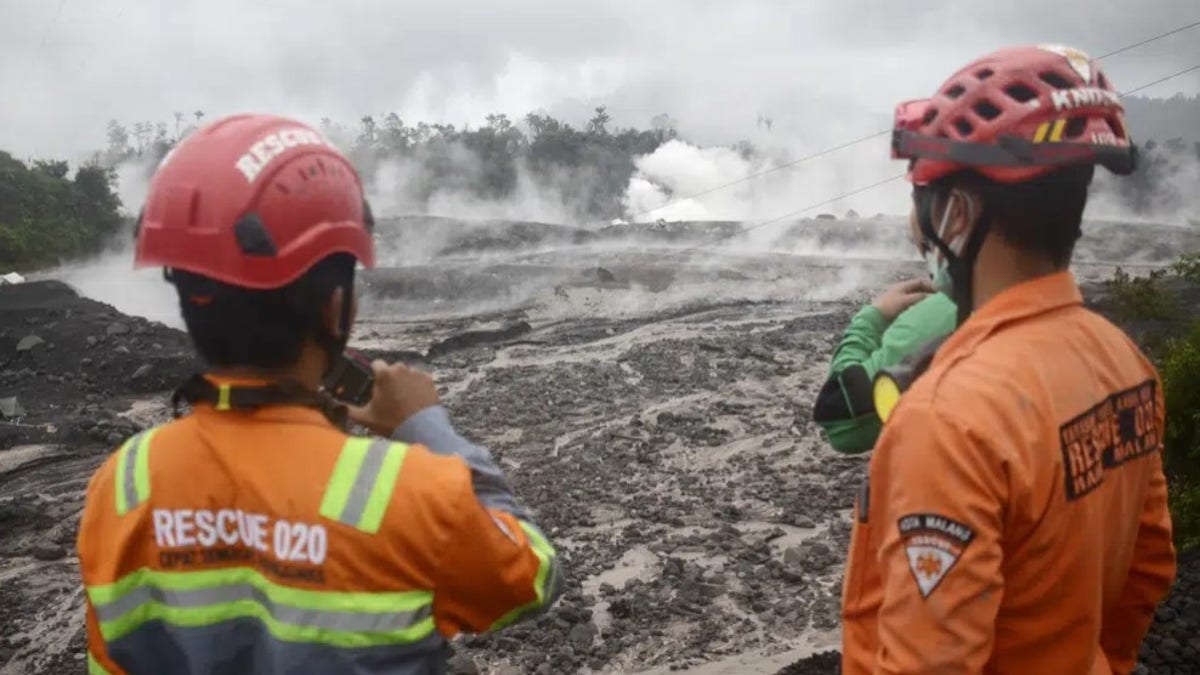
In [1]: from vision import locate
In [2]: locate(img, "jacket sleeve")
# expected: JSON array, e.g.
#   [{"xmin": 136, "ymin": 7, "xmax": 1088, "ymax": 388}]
[
  {"xmin": 871, "ymin": 403, "xmax": 1006, "ymax": 674},
  {"xmin": 813, "ymin": 306, "xmax": 889, "ymax": 452},
  {"xmin": 393, "ymin": 406, "xmax": 563, "ymax": 635},
  {"xmin": 814, "ymin": 295, "xmax": 956, "ymax": 453},
  {"xmin": 1099, "ymin": 386, "xmax": 1176, "ymax": 675}
]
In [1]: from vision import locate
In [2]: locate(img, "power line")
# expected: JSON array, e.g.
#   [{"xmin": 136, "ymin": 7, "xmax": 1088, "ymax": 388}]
[
  {"xmin": 672, "ymin": 59, "xmax": 1200, "ymax": 256},
  {"xmin": 672, "ymin": 173, "xmax": 906, "ymax": 256},
  {"xmin": 628, "ymin": 19, "xmax": 1200, "ymax": 224},
  {"xmin": 1095, "ymin": 19, "xmax": 1200, "ymax": 59},
  {"xmin": 1120, "ymin": 63, "xmax": 1200, "ymax": 96}
]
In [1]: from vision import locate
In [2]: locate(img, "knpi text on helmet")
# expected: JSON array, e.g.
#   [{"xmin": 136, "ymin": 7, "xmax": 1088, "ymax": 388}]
[
  {"xmin": 235, "ymin": 128, "xmax": 330, "ymax": 183},
  {"xmin": 1051, "ymin": 87, "xmax": 1121, "ymax": 112}
]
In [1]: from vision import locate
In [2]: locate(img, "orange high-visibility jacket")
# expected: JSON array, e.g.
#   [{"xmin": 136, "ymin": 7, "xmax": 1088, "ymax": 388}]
[
  {"xmin": 842, "ymin": 271, "xmax": 1176, "ymax": 675},
  {"xmin": 78, "ymin": 393, "xmax": 562, "ymax": 675}
]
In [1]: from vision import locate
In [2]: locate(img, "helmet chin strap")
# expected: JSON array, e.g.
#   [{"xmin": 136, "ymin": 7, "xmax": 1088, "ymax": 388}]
[{"xmin": 916, "ymin": 185, "xmax": 990, "ymax": 326}]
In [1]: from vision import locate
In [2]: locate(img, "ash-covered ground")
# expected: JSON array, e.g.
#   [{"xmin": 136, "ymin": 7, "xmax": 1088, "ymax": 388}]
[{"xmin": 2, "ymin": 216, "xmax": 1198, "ymax": 674}]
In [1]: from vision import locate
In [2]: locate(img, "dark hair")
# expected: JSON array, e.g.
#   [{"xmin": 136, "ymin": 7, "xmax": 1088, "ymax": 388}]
[
  {"xmin": 945, "ymin": 164, "xmax": 1096, "ymax": 268},
  {"xmin": 171, "ymin": 253, "xmax": 356, "ymax": 370}
]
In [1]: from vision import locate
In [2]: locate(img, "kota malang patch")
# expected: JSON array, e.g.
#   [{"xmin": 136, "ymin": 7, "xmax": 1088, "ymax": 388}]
[{"xmin": 898, "ymin": 513, "xmax": 976, "ymax": 598}]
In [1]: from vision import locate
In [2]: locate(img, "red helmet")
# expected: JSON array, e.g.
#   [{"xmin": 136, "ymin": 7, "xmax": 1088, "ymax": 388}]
[
  {"xmin": 135, "ymin": 114, "xmax": 375, "ymax": 289},
  {"xmin": 892, "ymin": 45, "xmax": 1137, "ymax": 185}
]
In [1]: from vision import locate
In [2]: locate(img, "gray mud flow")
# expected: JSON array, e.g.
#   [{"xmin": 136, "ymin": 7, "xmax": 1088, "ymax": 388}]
[{"xmin": 2, "ymin": 216, "xmax": 1197, "ymax": 674}]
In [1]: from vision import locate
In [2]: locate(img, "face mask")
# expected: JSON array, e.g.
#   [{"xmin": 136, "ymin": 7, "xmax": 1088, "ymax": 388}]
[{"xmin": 922, "ymin": 193, "xmax": 968, "ymax": 295}]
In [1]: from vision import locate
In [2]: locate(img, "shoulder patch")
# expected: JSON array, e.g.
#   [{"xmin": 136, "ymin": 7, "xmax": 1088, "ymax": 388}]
[{"xmin": 898, "ymin": 513, "xmax": 976, "ymax": 598}]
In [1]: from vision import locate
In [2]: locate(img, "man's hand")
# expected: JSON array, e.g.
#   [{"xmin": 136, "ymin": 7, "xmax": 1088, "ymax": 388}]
[
  {"xmin": 347, "ymin": 361, "xmax": 441, "ymax": 437},
  {"xmin": 871, "ymin": 278, "xmax": 935, "ymax": 322}
]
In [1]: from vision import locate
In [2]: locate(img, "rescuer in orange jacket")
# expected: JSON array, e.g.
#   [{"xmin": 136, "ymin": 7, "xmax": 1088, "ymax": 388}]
[
  {"xmin": 77, "ymin": 114, "xmax": 563, "ymax": 675},
  {"xmin": 841, "ymin": 45, "xmax": 1177, "ymax": 674}
]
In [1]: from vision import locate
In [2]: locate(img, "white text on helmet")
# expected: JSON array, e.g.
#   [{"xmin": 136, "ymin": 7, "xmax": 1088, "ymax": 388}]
[
  {"xmin": 235, "ymin": 128, "xmax": 330, "ymax": 183},
  {"xmin": 1051, "ymin": 87, "xmax": 1121, "ymax": 112}
]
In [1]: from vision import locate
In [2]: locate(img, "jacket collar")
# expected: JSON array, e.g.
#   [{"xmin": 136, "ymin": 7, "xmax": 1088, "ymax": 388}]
[{"xmin": 937, "ymin": 270, "xmax": 1083, "ymax": 359}]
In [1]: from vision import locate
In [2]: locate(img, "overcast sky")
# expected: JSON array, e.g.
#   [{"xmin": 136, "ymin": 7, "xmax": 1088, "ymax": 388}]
[{"xmin": 1, "ymin": 0, "xmax": 1198, "ymax": 162}]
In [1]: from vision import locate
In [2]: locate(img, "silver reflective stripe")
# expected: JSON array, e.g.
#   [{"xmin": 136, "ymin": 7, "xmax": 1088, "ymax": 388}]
[
  {"xmin": 107, "ymin": 621, "xmax": 448, "ymax": 675},
  {"xmin": 122, "ymin": 431, "xmax": 146, "ymax": 511},
  {"xmin": 338, "ymin": 438, "xmax": 391, "ymax": 527},
  {"xmin": 93, "ymin": 583, "xmax": 432, "ymax": 634}
]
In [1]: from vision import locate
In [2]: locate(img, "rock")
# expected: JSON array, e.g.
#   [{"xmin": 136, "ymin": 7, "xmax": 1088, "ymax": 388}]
[
  {"xmin": 16, "ymin": 335, "xmax": 44, "ymax": 352},
  {"xmin": 131, "ymin": 364, "xmax": 153, "ymax": 380},
  {"xmin": 81, "ymin": 357, "xmax": 93, "ymax": 367},
  {"xmin": 596, "ymin": 267, "xmax": 617, "ymax": 283},
  {"xmin": 568, "ymin": 622, "xmax": 598, "ymax": 651},
  {"xmin": 106, "ymin": 322, "xmax": 130, "ymax": 337},
  {"xmin": 0, "ymin": 397, "xmax": 26, "ymax": 419},
  {"xmin": 31, "ymin": 543, "xmax": 66, "ymax": 561},
  {"xmin": 792, "ymin": 514, "xmax": 816, "ymax": 528},
  {"xmin": 445, "ymin": 651, "xmax": 478, "ymax": 675},
  {"xmin": 105, "ymin": 432, "xmax": 124, "ymax": 446},
  {"xmin": 85, "ymin": 336, "xmax": 98, "ymax": 348}
]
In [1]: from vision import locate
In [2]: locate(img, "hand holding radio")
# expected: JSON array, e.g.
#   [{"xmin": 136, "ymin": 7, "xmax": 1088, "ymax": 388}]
[{"xmin": 344, "ymin": 358, "xmax": 441, "ymax": 437}]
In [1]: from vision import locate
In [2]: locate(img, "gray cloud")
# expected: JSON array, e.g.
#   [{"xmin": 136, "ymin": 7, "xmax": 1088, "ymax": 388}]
[{"xmin": 1, "ymin": 0, "xmax": 1196, "ymax": 163}]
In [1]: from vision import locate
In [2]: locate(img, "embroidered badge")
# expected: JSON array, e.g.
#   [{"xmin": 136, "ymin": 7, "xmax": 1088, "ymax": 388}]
[{"xmin": 898, "ymin": 513, "xmax": 976, "ymax": 598}]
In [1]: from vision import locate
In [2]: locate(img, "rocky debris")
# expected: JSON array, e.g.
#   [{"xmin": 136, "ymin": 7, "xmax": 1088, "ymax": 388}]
[
  {"xmin": 0, "ymin": 397, "xmax": 25, "ymax": 419},
  {"xmin": 30, "ymin": 543, "xmax": 67, "ymax": 562},
  {"xmin": 1, "ymin": 257, "xmax": 1198, "ymax": 675},
  {"xmin": 16, "ymin": 335, "xmax": 44, "ymax": 352},
  {"xmin": 784, "ymin": 541, "xmax": 838, "ymax": 575},
  {"xmin": 777, "ymin": 651, "xmax": 842, "ymax": 674},
  {"xmin": 0, "ymin": 280, "xmax": 197, "ymax": 448},
  {"xmin": 426, "ymin": 321, "xmax": 533, "ymax": 359},
  {"xmin": 1136, "ymin": 548, "xmax": 1200, "ymax": 674}
]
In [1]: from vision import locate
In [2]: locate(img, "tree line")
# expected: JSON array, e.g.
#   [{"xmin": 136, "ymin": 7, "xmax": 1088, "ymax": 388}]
[{"xmin": 1, "ymin": 97, "xmax": 1195, "ymax": 270}]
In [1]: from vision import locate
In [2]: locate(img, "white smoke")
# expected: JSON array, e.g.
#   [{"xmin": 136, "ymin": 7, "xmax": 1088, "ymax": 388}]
[
  {"xmin": 367, "ymin": 154, "xmax": 580, "ymax": 225},
  {"xmin": 112, "ymin": 155, "xmax": 158, "ymax": 216},
  {"xmin": 620, "ymin": 137, "xmax": 909, "ymax": 231},
  {"xmin": 1086, "ymin": 149, "xmax": 1200, "ymax": 227}
]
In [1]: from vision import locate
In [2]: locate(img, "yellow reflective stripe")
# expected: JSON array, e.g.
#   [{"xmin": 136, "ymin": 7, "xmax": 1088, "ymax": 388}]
[
  {"xmin": 87, "ymin": 652, "xmax": 113, "ymax": 675},
  {"xmin": 358, "ymin": 443, "xmax": 408, "ymax": 534},
  {"xmin": 113, "ymin": 436, "xmax": 136, "ymax": 516},
  {"xmin": 114, "ymin": 429, "xmax": 156, "ymax": 516},
  {"xmin": 490, "ymin": 521, "xmax": 558, "ymax": 630},
  {"xmin": 215, "ymin": 384, "xmax": 232, "ymax": 411},
  {"xmin": 133, "ymin": 429, "xmax": 156, "ymax": 506},
  {"xmin": 1048, "ymin": 119, "xmax": 1068, "ymax": 142},
  {"xmin": 1033, "ymin": 122, "xmax": 1050, "ymax": 143},
  {"xmin": 319, "ymin": 438, "xmax": 408, "ymax": 533},
  {"xmin": 319, "ymin": 438, "xmax": 371, "ymax": 524},
  {"xmin": 87, "ymin": 566, "xmax": 434, "ymax": 648}
]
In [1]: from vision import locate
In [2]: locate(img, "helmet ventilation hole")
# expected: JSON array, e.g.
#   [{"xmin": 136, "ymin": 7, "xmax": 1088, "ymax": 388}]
[
  {"xmin": 972, "ymin": 100, "xmax": 1002, "ymax": 121},
  {"xmin": 1004, "ymin": 83, "xmax": 1039, "ymax": 103},
  {"xmin": 1039, "ymin": 71, "xmax": 1075, "ymax": 90},
  {"xmin": 953, "ymin": 118, "xmax": 974, "ymax": 136},
  {"xmin": 1064, "ymin": 117, "xmax": 1088, "ymax": 139},
  {"xmin": 944, "ymin": 83, "xmax": 966, "ymax": 99},
  {"xmin": 975, "ymin": 68, "xmax": 994, "ymax": 80}
]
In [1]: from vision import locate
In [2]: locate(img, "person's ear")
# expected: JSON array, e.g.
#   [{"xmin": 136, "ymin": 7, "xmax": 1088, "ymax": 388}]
[
  {"xmin": 324, "ymin": 286, "xmax": 346, "ymax": 339},
  {"xmin": 941, "ymin": 187, "xmax": 981, "ymax": 242}
]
